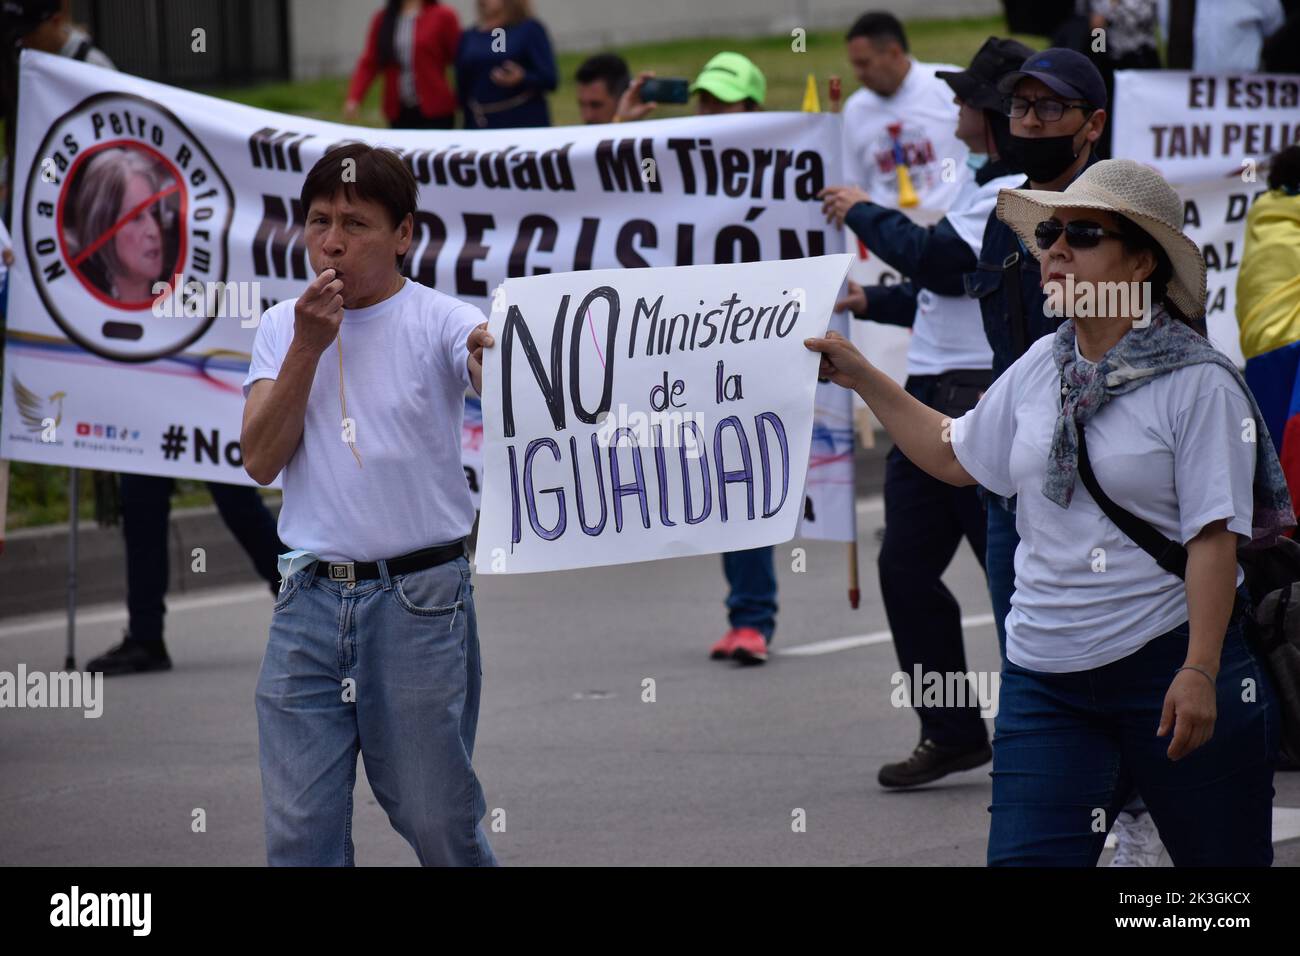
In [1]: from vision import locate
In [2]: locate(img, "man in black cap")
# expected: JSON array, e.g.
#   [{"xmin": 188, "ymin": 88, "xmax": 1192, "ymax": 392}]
[
  {"xmin": 818, "ymin": 37, "xmax": 1033, "ymax": 789},
  {"xmin": 965, "ymin": 47, "xmax": 1108, "ymax": 657}
]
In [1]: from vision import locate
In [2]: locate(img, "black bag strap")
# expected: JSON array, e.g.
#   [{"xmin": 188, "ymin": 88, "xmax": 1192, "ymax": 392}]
[
  {"xmin": 71, "ymin": 38, "xmax": 93, "ymax": 61},
  {"xmin": 1076, "ymin": 423, "xmax": 1189, "ymax": 580}
]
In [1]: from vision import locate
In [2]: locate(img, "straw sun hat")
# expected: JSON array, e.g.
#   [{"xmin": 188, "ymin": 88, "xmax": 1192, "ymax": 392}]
[{"xmin": 995, "ymin": 158, "xmax": 1208, "ymax": 319}]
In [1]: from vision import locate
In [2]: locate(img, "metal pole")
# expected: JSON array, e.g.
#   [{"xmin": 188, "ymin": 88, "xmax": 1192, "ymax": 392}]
[{"xmin": 66, "ymin": 466, "xmax": 78, "ymax": 670}]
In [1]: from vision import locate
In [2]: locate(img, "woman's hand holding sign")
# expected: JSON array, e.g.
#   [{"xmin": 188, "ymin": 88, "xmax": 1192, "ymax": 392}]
[
  {"xmin": 805, "ymin": 330, "xmax": 975, "ymax": 488},
  {"xmin": 803, "ymin": 329, "xmax": 871, "ymax": 390}
]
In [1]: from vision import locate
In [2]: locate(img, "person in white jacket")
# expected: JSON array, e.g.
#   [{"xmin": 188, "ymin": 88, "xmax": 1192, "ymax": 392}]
[
  {"xmin": 840, "ymin": 11, "xmax": 969, "ymax": 214},
  {"xmin": 819, "ymin": 36, "xmax": 1033, "ymax": 790}
]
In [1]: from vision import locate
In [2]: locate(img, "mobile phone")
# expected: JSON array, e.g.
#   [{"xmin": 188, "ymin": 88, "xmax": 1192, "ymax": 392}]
[{"xmin": 640, "ymin": 77, "xmax": 690, "ymax": 104}]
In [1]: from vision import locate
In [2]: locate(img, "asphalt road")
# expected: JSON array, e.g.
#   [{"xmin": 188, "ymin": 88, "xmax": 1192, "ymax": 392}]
[{"xmin": 3, "ymin": 497, "xmax": 1298, "ymax": 866}]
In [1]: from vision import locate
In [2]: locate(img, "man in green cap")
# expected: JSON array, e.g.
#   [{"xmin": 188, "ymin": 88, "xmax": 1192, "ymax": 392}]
[
  {"xmin": 689, "ymin": 51, "xmax": 766, "ymax": 113},
  {"xmin": 613, "ymin": 50, "xmax": 765, "ymax": 121}
]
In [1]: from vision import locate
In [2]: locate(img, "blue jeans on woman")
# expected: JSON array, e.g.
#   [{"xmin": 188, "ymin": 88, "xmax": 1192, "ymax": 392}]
[
  {"xmin": 988, "ymin": 593, "xmax": 1279, "ymax": 866},
  {"xmin": 255, "ymin": 553, "xmax": 497, "ymax": 866}
]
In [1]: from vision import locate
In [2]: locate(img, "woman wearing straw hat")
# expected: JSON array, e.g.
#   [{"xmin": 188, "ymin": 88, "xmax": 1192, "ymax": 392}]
[{"xmin": 806, "ymin": 158, "xmax": 1293, "ymax": 866}]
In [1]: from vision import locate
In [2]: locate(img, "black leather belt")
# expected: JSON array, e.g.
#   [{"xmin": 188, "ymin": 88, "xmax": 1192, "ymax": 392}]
[{"xmin": 312, "ymin": 540, "xmax": 467, "ymax": 582}]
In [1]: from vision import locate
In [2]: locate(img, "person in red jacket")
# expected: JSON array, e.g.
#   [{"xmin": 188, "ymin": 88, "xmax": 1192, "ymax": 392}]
[{"xmin": 345, "ymin": 0, "xmax": 461, "ymax": 129}]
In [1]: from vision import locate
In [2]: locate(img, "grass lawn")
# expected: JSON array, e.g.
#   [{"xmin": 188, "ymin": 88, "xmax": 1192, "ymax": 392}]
[
  {"xmin": 217, "ymin": 14, "xmax": 1040, "ymax": 126},
  {"xmin": 8, "ymin": 12, "xmax": 1041, "ymax": 529}
]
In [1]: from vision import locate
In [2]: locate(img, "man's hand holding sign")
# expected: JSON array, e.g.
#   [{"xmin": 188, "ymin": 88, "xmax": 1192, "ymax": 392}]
[
  {"xmin": 467, "ymin": 322, "xmax": 494, "ymax": 397},
  {"xmin": 473, "ymin": 255, "xmax": 853, "ymax": 574}
]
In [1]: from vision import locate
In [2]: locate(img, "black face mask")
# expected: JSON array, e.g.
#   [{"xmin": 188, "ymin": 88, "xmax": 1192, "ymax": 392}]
[{"xmin": 1006, "ymin": 130, "xmax": 1082, "ymax": 183}]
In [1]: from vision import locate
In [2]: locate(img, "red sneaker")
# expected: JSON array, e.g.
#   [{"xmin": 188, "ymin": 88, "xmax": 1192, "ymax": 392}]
[
  {"xmin": 730, "ymin": 627, "xmax": 769, "ymax": 665},
  {"xmin": 709, "ymin": 629, "xmax": 741, "ymax": 660}
]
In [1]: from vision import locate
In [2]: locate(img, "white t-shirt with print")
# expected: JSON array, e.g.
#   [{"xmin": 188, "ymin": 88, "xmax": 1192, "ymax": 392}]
[
  {"xmin": 242, "ymin": 278, "xmax": 483, "ymax": 562},
  {"xmin": 906, "ymin": 168, "xmax": 1022, "ymax": 375},
  {"xmin": 842, "ymin": 59, "xmax": 969, "ymax": 214},
  {"xmin": 950, "ymin": 334, "xmax": 1255, "ymax": 673}
]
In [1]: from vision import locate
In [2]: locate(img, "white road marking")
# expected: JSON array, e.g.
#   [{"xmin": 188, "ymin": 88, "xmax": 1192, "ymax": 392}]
[
  {"xmin": 4, "ymin": 496, "xmax": 890, "ymax": 642},
  {"xmin": 0, "ymin": 583, "xmax": 270, "ymax": 640},
  {"xmin": 777, "ymin": 614, "xmax": 998, "ymax": 656}
]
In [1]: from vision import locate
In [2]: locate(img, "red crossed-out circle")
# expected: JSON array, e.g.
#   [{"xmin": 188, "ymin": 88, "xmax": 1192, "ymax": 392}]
[{"xmin": 56, "ymin": 138, "xmax": 189, "ymax": 311}]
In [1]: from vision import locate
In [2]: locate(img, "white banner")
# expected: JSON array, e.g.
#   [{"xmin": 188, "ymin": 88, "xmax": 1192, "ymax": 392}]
[
  {"xmin": 476, "ymin": 255, "xmax": 852, "ymax": 574},
  {"xmin": 1, "ymin": 51, "xmax": 855, "ymax": 539},
  {"xmin": 1114, "ymin": 70, "xmax": 1298, "ymax": 366},
  {"xmin": 1177, "ymin": 176, "xmax": 1269, "ymax": 367},
  {"xmin": 1113, "ymin": 70, "xmax": 1300, "ymax": 185}
]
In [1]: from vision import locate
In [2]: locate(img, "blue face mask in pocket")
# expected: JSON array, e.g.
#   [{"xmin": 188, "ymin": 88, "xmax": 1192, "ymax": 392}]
[{"xmin": 277, "ymin": 549, "xmax": 321, "ymax": 592}]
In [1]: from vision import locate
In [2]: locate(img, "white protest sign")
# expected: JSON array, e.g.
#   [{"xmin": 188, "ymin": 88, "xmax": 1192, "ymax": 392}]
[
  {"xmin": 1113, "ymin": 70, "xmax": 1295, "ymax": 365},
  {"xmin": 476, "ymin": 254, "xmax": 853, "ymax": 574},
  {"xmin": 1113, "ymin": 70, "xmax": 1300, "ymax": 185},
  {"xmin": 1179, "ymin": 176, "xmax": 1270, "ymax": 366},
  {"xmin": 1, "ymin": 51, "xmax": 853, "ymax": 539}
]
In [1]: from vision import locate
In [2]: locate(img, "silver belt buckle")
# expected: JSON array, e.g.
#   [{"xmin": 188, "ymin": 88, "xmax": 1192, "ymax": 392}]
[{"xmin": 328, "ymin": 561, "xmax": 356, "ymax": 583}]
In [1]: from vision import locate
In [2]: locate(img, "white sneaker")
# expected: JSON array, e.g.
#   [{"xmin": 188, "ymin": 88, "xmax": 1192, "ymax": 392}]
[{"xmin": 1108, "ymin": 810, "xmax": 1166, "ymax": 866}]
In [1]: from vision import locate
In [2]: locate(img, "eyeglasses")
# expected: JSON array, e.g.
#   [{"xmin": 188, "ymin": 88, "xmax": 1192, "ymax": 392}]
[
  {"xmin": 1006, "ymin": 95, "xmax": 1090, "ymax": 122},
  {"xmin": 1034, "ymin": 219, "xmax": 1125, "ymax": 250}
]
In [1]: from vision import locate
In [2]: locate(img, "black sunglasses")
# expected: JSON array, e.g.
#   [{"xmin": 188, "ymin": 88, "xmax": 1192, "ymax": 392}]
[
  {"xmin": 1006, "ymin": 95, "xmax": 1092, "ymax": 122},
  {"xmin": 1034, "ymin": 219, "xmax": 1125, "ymax": 250}
]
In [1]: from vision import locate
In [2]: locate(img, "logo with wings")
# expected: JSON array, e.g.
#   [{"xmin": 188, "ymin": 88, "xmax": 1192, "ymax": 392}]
[{"xmin": 12, "ymin": 376, "xmax": 66, "ymax": 433}]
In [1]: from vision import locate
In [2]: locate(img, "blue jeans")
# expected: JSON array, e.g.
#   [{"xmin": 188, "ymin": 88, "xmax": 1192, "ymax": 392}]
[
  {"xmin": 255, "ymin": 554, "xmax": 497, "ymax": 866},
  {"xmin": 723, "ymin": 546, "xmax": 777, "ymax": 642},
  {"xmin": 984, "ymin": 497, "xmax": 1018, "ymax": 661},
  {"xmin": 987, "ymin": 601, "xmax": 1279, "ymax": 866}
]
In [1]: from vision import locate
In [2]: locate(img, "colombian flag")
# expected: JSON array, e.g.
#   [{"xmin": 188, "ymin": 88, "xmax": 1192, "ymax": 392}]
[{"xmin": 1239, "ymin": 190, "xmax": 1300, "ymax": 512}]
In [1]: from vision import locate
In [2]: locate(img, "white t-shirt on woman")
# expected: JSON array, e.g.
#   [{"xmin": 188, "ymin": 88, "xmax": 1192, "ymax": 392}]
[{"xmin": 951, "ymin": 334, "xmax": 1255, "ymax": 673}]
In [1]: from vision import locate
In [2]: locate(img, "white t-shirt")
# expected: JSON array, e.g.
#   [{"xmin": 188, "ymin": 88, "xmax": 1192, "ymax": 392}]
[
  {"xmin": 951, "ymin": 335, "xmax": 1256, "ymax": 673},
  {"xmin": 1192, "ymin": 0, "xmax": 1284, "ymax": 72},
  {"xmin": 842, "ymin": 59, "xmax": 968, "ymax": 214},
  {"xmin": 906, "ymin": 168, "xmax": 1022, "ymax": 375},
  {"xmin": 242, "ymin": 278, "xmax": 483, "ymax": 562}
]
